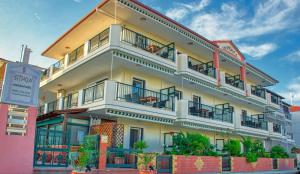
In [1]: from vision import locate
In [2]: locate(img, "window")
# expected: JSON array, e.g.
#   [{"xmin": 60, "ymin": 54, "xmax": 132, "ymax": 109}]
[
  {"xmin": 216, "ymin": 139, "xmax": 224, "ymax": 151},
  {"xmin": 130, "ymin": 127, "xmax": 143, "ymax": 148},
  {"xmin": 67, "ymin": 124, "xmax": 89, "ymax": 146},
  {"xmin": 68, "ymin": 45, "xmax": 84, "ymax": 65}
]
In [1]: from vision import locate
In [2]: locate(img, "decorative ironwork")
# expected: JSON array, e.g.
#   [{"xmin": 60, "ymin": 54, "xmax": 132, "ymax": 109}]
[{"xmin": 157, "ymin": 155, "xmax": 172, "ymax": 173}]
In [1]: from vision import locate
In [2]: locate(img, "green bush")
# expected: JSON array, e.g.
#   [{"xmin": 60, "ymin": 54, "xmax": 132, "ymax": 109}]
[
  {"xmin": 134, "ymin": 140, "xmax": 148, "ymax": 153},
  {"xmin": 223, "ymin": 139, "xmax": 241, "ymax": 156},
  {"xmin": 245, "ymin": 152, "xmax": 258, "ymax": 163},
  {"xmin": 270, "ymin": 146, "xmax": 289, "ymax": 158},
  {"xmin": 170, "ymin": 132, "xmax": 217, "ymax": 156},
  {"xmin": 241, "ymin": 137, "xmax": 267, "ymax": 162}
]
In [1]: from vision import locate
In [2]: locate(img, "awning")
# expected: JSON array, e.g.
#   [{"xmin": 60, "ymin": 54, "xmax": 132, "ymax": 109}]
[{"xmin": 36, "ymin": 108, "xmax": 88, "ymax": 121}]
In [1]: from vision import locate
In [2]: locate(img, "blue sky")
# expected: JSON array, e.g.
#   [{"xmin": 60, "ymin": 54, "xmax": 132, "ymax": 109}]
[{"xmin": 0, "ymin": 0, "xmax": 300, "ymax": 104}]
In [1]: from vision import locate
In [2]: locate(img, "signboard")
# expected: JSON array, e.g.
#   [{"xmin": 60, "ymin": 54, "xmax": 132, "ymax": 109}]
[{"xmin": 1, "ymin": 62, "xmax": 41, "ymax": 107}]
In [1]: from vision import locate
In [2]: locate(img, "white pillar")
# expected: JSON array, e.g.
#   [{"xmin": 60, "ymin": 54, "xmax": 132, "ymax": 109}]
[
  {"xmin": 104, "ymin": 80, "xmax": 117, "ymax": 105},
  {"xmin": 44, "ymin": 103, "xmax": 48, "ymax": 114},
  {"xmin": 176, "ymin": 53, "xmax": 188, "ymax": 72},
  {"xmin": 78, "ymin": 89, "xmax": 84, "ymax": 107},
  {"xmin": 176, "ymin": 99, "xmax": 188, "ymax": 119},
  {"xmin": 64, "ymin": 53, "xmax": 69, "ymax": 67},
  {"xmin": 58, "ymin": 97, "xmax": 64, "ymax": 110},
  {"xmin": 84, "ymin": 40, "xmax": 89, "ymax": 57},
  {"xmin": 109, "ymin": 24, "xmax": 122, "ymax": 47}
]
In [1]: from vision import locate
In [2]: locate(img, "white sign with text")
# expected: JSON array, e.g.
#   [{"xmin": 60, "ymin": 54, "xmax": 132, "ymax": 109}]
[{"xmin": 1, "ymin": 62, "xmax": 41, "ymax": 107}]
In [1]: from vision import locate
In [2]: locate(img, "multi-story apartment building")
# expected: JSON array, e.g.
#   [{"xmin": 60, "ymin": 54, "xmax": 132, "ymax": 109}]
[{"xmin": 37, "ymin": 0, "xmax": 294, "ymax": 154}]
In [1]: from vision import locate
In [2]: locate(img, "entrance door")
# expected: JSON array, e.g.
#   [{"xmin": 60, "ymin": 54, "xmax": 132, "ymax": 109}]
[{"xmin": 129, "ymin": 127, "xmax": 143, "ymax": 148}]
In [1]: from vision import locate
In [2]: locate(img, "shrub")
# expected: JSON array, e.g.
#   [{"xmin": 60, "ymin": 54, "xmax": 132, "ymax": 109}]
[
  {"xmin": 241, "ymin": 137, "xmax": 267, "ymax": 162},
  {"xmin": 270, "ymin": 146, "xmax": 289, "ymax": 158},
  {"xmin": 245, "ymin": 152, "xmax": 258, "ymax": 163},
  {"xmin": 223, "ymin": 139, "xmax": 241, "ymax": 156},
  {"xmin": 170, "ymin": 132, "xmax": 217, "ymax": 156},
  {"xmin": 134, "ymin": 140, "xmax": 148, "ymax": 153}
]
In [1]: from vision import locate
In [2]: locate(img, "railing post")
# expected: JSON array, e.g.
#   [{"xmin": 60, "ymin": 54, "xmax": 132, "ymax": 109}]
[
  {"xmin": 84, "ymin": 40, "xmax": 89, "ymax": 57},
  {"xmin": 44, "ymin": 103, "xmax": 48, "ymax": 114},
  {"xmin": 64, "ymin": 53, "xmax": 69, "ymax": 68}
]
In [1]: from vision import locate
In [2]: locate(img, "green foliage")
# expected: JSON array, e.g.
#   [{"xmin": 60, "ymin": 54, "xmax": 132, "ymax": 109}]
[
  {"xmin": 170, "ymin": 132, "xmax": 217, "ymax": 156},
  {"xmin": 241, "ymin": 137, "xmax": 268, "ymax": 162},
  {"xmin": 138, "ymin": 153, "xmax": 156, "ymax": 170},
  {"xmin": 134, "ymin": 140, "xmax": 148, "ymax": 153},
  {"xmin": 223, "ymin": 139, "xmax": 241, "ymax": 156},
  {"xmin": 245, "ymin": 152, "xmax": 258, "ymax": 163},
  {"xmin": 69, "ymin": 136, "xmax": 98, "ymax": 172},
  {"xmin": 270, "ymin": 145, "xmax": 289, "ymax": 158}
]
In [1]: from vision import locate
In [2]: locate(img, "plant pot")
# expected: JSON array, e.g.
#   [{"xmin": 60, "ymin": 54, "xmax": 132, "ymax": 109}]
[
  {"xmin": 114, "ymin": 157, "xmax": 125, "ymax": 164},
  {"xmin": 71, "ymin": 171, "xmax": 86, "ymax": 174},
  {"xmin": 138, "ymin": 170, "xmax": 156, "ymax": 174},
  {"xmin": 126, "ymin": 153, "xmax": 136, "ymax": 164},
  {"xmin": 108, "ymin": 153, "xmax": 116, "ymax": 164}
]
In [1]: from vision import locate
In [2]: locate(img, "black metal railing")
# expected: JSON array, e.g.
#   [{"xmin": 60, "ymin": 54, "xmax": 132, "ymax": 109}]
[
  {"xmin": 41, "ymin": 69, "xmax": 50, "ymax": 81},
  {"xmin": 106, "ymin": 148, "xmax": 137, "ymax": 168},
  {"xmin": 63, "ymin": 92, "xmax": 79, "ymax": 109},
  {"xmin": 187, "ymin": 56, "xmax": 216, "ymax": 78},
  {"xmin": 38, "ymin": 105, "xmax": 45, "ymax": 115},
  {"xmin": 116, "ymin": 82, "xmax": 175, "ymax": 111},
  {"xmin": 273, "ymin": 124, "xmax": 282, "ymax": 133},
  {"xmin": 188, "ymin": 102, "xmax": 233, "ymax": 123},
  {"xmin": 251, "ymin": 85, "xmax": 266, "ymax": 99},
  {"xmin": 89, "ymin": 28, "xmax": 110, "ymax": 52},
  {"xmin": 241, "ymin": 114, "xmax": 268, "ymax": 130},
  {"xmin": 222, "ymin": 156, "xmax": 231, "ymax": 171},
  {"xmin": 121, "ymin": 27, "xmax": 175, "ymax": 62},
  {"xmin": 271, "ymin": 94, "xmax": 280, "ymax": 105},
  {"xmin": 82, "ymin": 83, "xmax": 104, "ymax": 104},
  {"xmin": 47, "ymin": 100, "xmax": 59, "ymax": 113},
  {"xmin": 52, "ymin": 58, "xmax": 65, "ymax": 74},
  {"xmin": 225, "ymin": 74, "xmax": 244, "ymax": 90}
]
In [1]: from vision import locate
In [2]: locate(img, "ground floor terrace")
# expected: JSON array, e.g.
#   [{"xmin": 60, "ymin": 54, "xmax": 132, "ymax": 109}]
[{"xmin": 34, "ymin": 108, "xmax": 297, "ymax": 174}]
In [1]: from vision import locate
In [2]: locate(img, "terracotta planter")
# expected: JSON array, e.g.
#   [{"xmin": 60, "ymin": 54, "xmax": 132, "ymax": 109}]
[
  {"xmin": 71, "ymin": 171, "xmax": 86, "ymax": 174},
  {"xmin": 108, "ymin": 153, "xmax": 116, "ymax": 164},
  {"xmin": 138, "ymin": 170, "xmax": 156, "ymax": 174},
  {"xmin": 114, "ymin": 157, "xmax": 125, "ymax": 164},
  {"xmin": 126, "ymin": 153, "xmax": 137, "ymax": 164}
]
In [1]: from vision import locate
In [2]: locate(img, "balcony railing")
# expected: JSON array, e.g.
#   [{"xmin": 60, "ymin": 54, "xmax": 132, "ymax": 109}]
[
  {"xmin": 188, "ymin": 102, "xmax": 233, "ymax": 123},
  {"xmin": 47, "ymin": 100, "xmax": 59, "ymax": 113},
  {"xmin": 271, "ymin": 94, "xmax": 280, "ymax": 105},
  {"xmin": 121, "ymin": 27, "xmax": 175, "ymax": 62},
  {"xmin": 38, "ymin": 105, "xmax": 45, "ymax": 115},
  {"xmin": 89, "ymin": 28, "xmax": 110, "ymax": 52},
  {"xmin": 251, "ymin": 85, "xmax": 266, "ymax": 99},
  {"xmin": 116, "ymin": 82, "xmax": 175, "ymax": 111},
  {"xmin": 82, "ymin": 83, "xmax": 104, "ymax": 104},
  {"xmin": 241, "ymin": 114, "xmax": 268, "ymax": 130},
  {"xmin": 273, "ymin": 124, "xmax": 282, "ymax": 133},
  {"xmin": 63, "ymin": 92, "xmax": 79, "ymax": 109},
  {"xmin": 68, "ymin": 44, "xmax": 84, "ymax": 66},
  {"xmin": 52, "ymin": 58, "xmax": 65, "ymax": 74},
  {"xmin": 225, "ymin": 74, "xmax": 244, "ymax": 90},
  {"xmin": 187, "ymin": 56, "xmax": 216, "ymax": 78}
]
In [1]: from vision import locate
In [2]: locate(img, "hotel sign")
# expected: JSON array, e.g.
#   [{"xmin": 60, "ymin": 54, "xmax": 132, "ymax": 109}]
[{"xmin": 1, "ymin": 62, "xmax": 41, "ymax": 107}]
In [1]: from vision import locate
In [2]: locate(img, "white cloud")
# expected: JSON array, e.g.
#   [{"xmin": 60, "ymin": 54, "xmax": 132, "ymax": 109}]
[
  {"xmin": 73, "ymin": 0, "xmax": 82, "ymax": 3},
  {"xmin": 239, "ymin": 43, "xmax": 277, "ymax": 59},
  {"xmin": 188, "ymin": 0, "xmax": 300, "ymax": 40},
  {"xmin": 34, "ymin": 13, "xmax": 41, "ymax": 20},
  {"xmin": 279, "ymin": 76, "xmax": 300, "ymax": 104},
  {"xmin": 165, "ymin": 0, "xmax": 210, "ymax": 21},
  {"xmin": 283, "ymin": 50, "xmax": 300, "ymax": 62}
]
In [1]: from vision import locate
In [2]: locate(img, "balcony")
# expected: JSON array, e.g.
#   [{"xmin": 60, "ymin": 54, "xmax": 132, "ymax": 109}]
[
  {"xmin": 82, "ymin": 83, "xmax": 105, "ymax": 105},
  {"xmin": 63, "ymin": 92, "xmax": 79, "ymax": 109},
  {"xmin": 187, "ymin": 56, "xmax": 216, "ymax": 78},
  {"xmin": 251, "ymin": 85, "xmax": 266, "ymax": 99},
  {"xmin": 225, "ymin": 73, "xmax": 244, "ymax": 90},
  {"xmin": 116, "ymin": 82, "xmax": 175, "ymax": 111},
  {"xmin": 188, "ymin": 102, "xmax": 233, "ymax": 123},
  {"xmin": 241, "ymin": 114, "xmax": 268, "ymax": 131},
  {"xmin": 121, "ymin": 27, "xmax": 175, "ymax": 62},
  {"xmin": 273, "ymin": 124, "xmax": 282, "ymax": 134},
  {"xmin": 176, "ymin": 100, "xmax": 234, "ymax": 131},
  {"xmin": 52, "ymin": 58, "xmax": 65, "ymax": 74}
]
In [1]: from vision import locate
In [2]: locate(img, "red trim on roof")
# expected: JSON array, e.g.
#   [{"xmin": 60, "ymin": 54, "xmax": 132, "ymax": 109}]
[
  {"xmin": 212, "ymin": 40, "xmax": 245, "ymax": 62},
  {"xmin": 41, "ymin": 0, "xmax": 110, "ymax": 56}
]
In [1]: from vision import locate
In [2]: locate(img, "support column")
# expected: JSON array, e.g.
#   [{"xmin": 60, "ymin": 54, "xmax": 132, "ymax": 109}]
[
  {"xmin": 83, "ymin": 40, "xmax": 89, "ymax": 57},
  {"xmin": 98, "ymin": 135, "xmax": 108, "ymax": 170},
  {"xmin": 213, "ymin": 48, "xmax": 220, "ymax": 86}
]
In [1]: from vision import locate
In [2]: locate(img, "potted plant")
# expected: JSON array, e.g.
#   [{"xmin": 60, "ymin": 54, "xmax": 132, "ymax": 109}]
[
  {"xmin": 69, "ymin": 139, "xmax": 96, "ymax": 174},
  {"xmin": 138, "ymin": 153, "xmax": 156, "ymax": 174}
]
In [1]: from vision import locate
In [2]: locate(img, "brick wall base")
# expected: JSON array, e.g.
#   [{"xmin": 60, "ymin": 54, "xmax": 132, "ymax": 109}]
[
  {"xmin": 278, "ymin": 158, "xmax": 295, "ymax": 170},
  {"xmin": 231, "ymin": 157, "xmax": 273, "ymax": 172}
]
